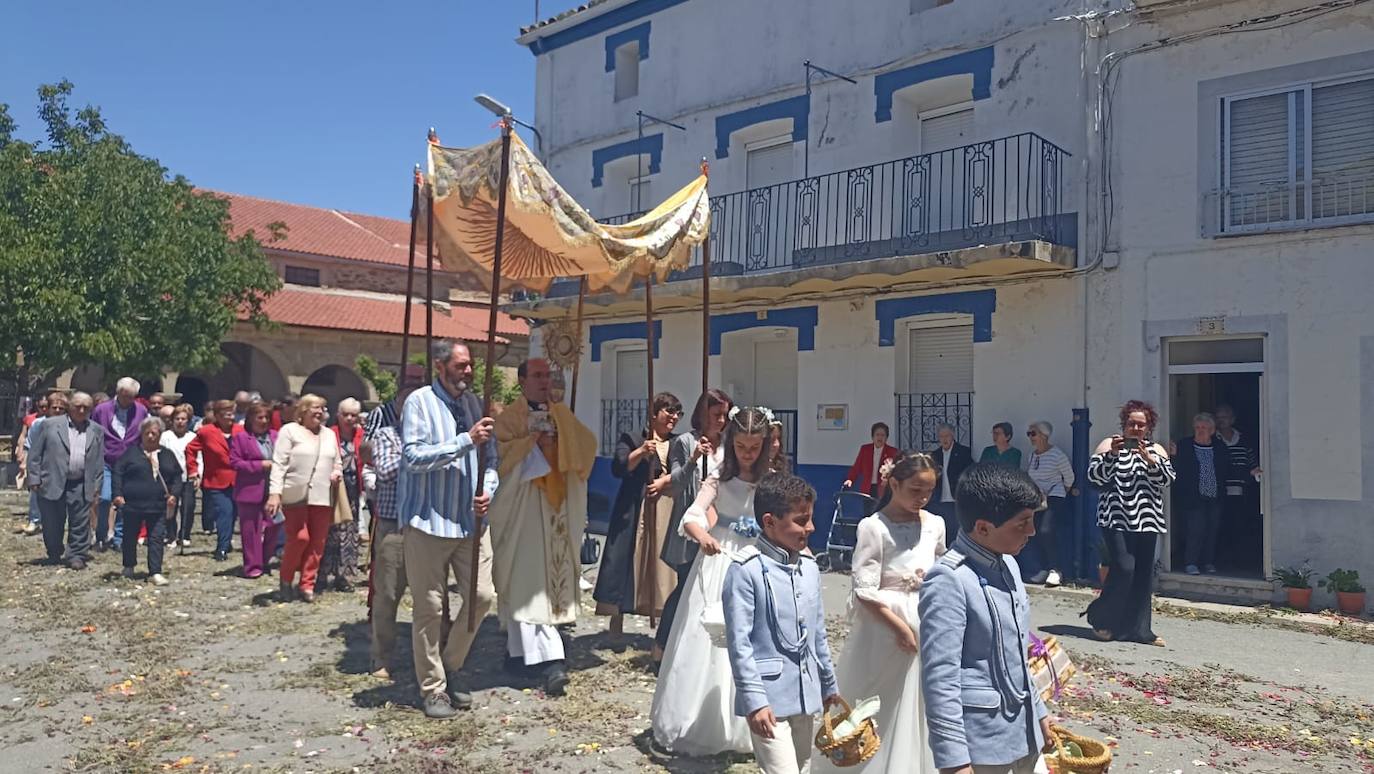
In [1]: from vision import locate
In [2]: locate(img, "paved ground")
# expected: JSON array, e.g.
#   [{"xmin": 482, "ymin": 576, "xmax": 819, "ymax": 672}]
[{"xmin": 0, "ymin": 486, "xmax": 1371, "ymax": 773}]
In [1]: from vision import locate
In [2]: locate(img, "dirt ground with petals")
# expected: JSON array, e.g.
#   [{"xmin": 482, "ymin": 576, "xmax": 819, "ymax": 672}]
[{"xmin": 1, "ymin": 488, "xmax": 1371, "ymax": 773}]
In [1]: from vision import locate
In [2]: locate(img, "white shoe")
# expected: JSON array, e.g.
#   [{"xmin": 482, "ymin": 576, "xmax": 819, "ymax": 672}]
[
  {"xmin": 138, "ymin": 537, "xmax": 146, "ymax": 546},
  {"xmin": 180, "ymin": 539, "xmax": 192, "ymax": 548},
  {"xmin": 1044, "ymin": 570, "xmax": 1062, "ymax": 588},
  {"xmin": 578, "ymin": 576, "xmax": 593, "ymax": 592},
  {"xmin": 1028, "ymin": 570, "xmax": 1050, "ymax": 584},
  {"xmin": 151, "ymin": 574, "xmax": 169, "ymax": 587},
  {"xmin": 122, "ymin": 567, "xmax": 135, "ymax": 579}
]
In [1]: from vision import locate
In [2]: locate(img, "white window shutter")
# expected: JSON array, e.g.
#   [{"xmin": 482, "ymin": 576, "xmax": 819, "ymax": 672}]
[
  {"xmin": 1311, "ymin": 78, "xmax": 1374, "ymax": 219},
  {"xmin": 1226, "ymin": 91, "xmax": 1293, "ymax": 227},
  {"xmin": 920, "ymin": 108, "xmax": 974, "ymax": 153},
  {"xmin": 746, "ymin": 141, "xmax": 793, "ymax": 191},
  {"xmin": 908, "ymin": 325, "xmax": 974, "ymax": 394}
]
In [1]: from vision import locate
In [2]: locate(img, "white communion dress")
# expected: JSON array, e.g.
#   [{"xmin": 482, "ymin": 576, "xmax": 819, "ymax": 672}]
[
  {"xmin": 649, "ymin": 472, "xmax": 757, "ymax": 756},
  {"xmin": 818, "ymin": 510, "xmax": 946, "ymax": 773}
]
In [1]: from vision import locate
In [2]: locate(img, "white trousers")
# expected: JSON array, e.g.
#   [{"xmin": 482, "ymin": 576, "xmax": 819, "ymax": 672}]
[
  {"xmin": 506, "ymin": 622, "xmax": 565, "ymax": 666},
  {"xmin": 973, "ymin": 753, "xmax": 1050, "ymax": 774},
  {"xmin": 751, "ymin": 714, "xmax": 814, "ymax": 774}
]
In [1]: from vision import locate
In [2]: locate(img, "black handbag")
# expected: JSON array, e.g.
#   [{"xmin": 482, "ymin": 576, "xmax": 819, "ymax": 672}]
[{"xmin": 580, "ymin": 533, "xmax": 600, "ymax": 566}]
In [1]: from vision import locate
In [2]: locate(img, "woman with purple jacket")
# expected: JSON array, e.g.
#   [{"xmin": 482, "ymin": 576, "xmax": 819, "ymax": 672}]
[{"xmin": 230, "ymin": 402, "xmax": 280, "ymax": 579}]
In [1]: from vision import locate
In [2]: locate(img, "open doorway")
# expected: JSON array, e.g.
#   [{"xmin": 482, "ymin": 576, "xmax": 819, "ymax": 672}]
[{"xmin": 1165, "ymin": 337, "xmax": 1266, "ymax": 579}]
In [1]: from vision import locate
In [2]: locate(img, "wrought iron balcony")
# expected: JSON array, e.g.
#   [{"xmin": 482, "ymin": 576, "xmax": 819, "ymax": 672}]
[{"xmin": 580, "ymin": 133, "xmax": 1070, "ymax": 289}]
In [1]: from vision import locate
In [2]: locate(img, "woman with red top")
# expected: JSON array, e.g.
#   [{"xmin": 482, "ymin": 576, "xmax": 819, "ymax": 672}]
[
  {"xmin": 186, "ymin": 400, "xmax": 243, "ymax": 561},
  {"xmin": 844, "ymin": 422, "xmax": 902, "ymax": 498},
  {"xmin": 229, "ymin": 402, "xmax": 280, "ymax": 579}
]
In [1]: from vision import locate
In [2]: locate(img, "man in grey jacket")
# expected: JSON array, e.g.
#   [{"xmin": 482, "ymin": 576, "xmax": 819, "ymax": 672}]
[
  {"xmin": 27, "ymin": 392, "xmax": 105, "ymax": 570},
  {"xmin": 919, "ymin": 463, "xmax": 1052, "ymax": 774}
]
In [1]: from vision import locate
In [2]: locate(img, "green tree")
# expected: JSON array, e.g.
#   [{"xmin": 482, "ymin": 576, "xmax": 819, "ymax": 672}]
[
  {"xmin": 0, "ymin": 81, "xmax": 281, "ymax": 381},
  {"xmin": 355, "ymin": 354, "xmax": 398, "ymax": 403}
]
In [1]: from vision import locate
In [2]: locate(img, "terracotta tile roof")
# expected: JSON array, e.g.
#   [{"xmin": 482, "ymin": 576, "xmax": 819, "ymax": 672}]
[
  {"xmin": 253, "ymin": 288, "xmax": 527, "ymax": 343},
  {"xmin": 520, "ymin": 0, "xmax": 610, "ymax": 33}
]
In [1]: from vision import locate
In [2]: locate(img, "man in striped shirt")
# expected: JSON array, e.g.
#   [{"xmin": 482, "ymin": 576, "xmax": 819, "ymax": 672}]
[{"xmin": 399, "ymin": 340, "xmax": 498, "ymax": 719}]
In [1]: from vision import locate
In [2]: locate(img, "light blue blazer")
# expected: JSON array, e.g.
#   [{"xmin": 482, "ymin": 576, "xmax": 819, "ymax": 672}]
[
  {"xmin": 723, "ymin": 538, "xmax": 839, "ymax": 719},
  {"xmin": 918, "ymin": 532, "xmax": 1048, "ymax": 769}
]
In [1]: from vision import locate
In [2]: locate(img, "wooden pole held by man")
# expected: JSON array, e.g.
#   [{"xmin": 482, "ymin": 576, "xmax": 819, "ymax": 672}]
[{"xmin": 699, "ymin": 158, "xmax": 712, "ymax": 480}]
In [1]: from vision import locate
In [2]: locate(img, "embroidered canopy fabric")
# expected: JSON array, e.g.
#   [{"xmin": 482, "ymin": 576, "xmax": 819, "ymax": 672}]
[{"xmin": 427, "ymin": 133, "xmax": 710, "ymax": 294}]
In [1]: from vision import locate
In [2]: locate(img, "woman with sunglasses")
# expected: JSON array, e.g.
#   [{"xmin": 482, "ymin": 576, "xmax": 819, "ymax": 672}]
[
  {"xmin": 1024, "ymin": 421, "xmax": 1076, "ymax": 587},
  {"xmin": 595, "ymin": 391, "xmax": 684, "ymax": 637}
]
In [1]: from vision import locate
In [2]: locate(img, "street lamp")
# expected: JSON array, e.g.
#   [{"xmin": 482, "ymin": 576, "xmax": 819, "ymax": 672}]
[{"xmin": 473, "ymin": 93, "xmax": 545, "ymax": 161}]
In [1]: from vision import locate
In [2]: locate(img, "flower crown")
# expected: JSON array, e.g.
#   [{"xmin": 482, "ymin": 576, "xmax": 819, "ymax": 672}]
[{"xmin": 728, "ymin": 405, "xmax": 776, "ymax": 425}]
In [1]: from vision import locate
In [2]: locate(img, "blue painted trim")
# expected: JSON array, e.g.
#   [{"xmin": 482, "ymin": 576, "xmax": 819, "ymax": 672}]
[
  {"xmin": 874, "ymin": 289, "xmax": 996, "ymax": 345},
  {"xmin": 591, "ymin": 133, "xmax": 663, "ymax": 188},
  {"xmin": 709, "ymin": 306, "xmax": 818, "ymax": 355},
  {"xmin": 527, "ymin": 0, "xmax": 687, "ymax": 56},
  {"xmin": 604, "ymin": 22, "xmax": 650, "ymax": 71},
  {"xmin": 714, "ymin": 94, "xmax": 809, "ymax": 160},
  {"xmin": 874, "ymin": 46, "xmax": 995, "ymax": 123},
  {"xmin": 589, "ymin": 320, "xmax": 662, "ymax": 362}
]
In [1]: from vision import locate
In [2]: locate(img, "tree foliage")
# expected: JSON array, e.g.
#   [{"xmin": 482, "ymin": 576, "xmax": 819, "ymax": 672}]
[{"xmin": 0, "ymin": 81, "xmax": 282, "ymax": 380}]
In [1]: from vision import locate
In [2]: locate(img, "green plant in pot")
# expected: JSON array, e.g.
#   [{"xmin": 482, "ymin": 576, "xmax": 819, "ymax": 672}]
[
  {"xmin": 1319, "ymin": 568, "xmax": 1367, "ymax": 616},
  {"xmin": 1270, "ymin": 564, "xmax": 1315, "ymax": 611}
]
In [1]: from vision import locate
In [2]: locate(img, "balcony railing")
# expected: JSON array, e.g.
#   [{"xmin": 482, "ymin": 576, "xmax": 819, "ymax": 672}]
[
  {"xmin": 895, "ymin": 392, "xmax": 974, "ymax": 452},
  {"xmin": 1205, "ymin": 172, "xmax": 1374, "ymax": 235},
  {"xmin": 582, "ymin": 133, "xmax": 1069, "ymax": 288}
]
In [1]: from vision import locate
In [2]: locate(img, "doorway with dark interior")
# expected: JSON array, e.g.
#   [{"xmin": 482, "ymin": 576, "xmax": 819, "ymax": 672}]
[{"xmin": 1165, "ymin": 337, "xmax": 1265, "ymax": 579}]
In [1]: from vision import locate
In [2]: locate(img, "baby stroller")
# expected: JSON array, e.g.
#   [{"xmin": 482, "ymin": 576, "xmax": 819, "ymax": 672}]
[{"xmin": 818, "ymin": 488, "xmax": 877, "ymax": 572}]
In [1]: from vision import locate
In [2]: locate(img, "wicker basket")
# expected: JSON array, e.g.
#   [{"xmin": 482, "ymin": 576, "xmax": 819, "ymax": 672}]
[
  {"xmin": 1043, "ymin": 724, "xmax": 1112, "ymax": 774},
  {"xmin": 814, "ymin": 696, "xmax": 881, "ymax": 768}
]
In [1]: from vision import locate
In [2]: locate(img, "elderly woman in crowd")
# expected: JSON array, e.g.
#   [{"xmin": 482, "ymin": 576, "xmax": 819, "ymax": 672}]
[
  {"xmin": 112, "ymin": 417, "xmax": 181, "ymax": 586},
  {"xmin": 230, "ymin": 401, "xmax": 280, "ymax": 579},
  {"xmin": 843, "ymin": 422, "xmax": 901, "ymax": 498},
  {"xmin": 1084, "ymin": 400, "xmax": 1175, "ymax": 646},
  {"xmin": 161, "ymin": 404, "xmax": 200, "ymax": 551},
  {"xmin": 1024, "ymin": 420, "xmax": 1076, "ymax": 587},
  {"xmin": 267, "ymin": 394, "xmax": 342, "ymax": 603},
  {"xmin": 186, "ymin": 400, "xmax": 243, "ymax": 561},
  {"xmin": 979, "ymin": 421, "xmax": 1022, "ymax": 468},
  {"xmin": 318, "ymin": 397, "xmax": 364, "ymax": 592}
]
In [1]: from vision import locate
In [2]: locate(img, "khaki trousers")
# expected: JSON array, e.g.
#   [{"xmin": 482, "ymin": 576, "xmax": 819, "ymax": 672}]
[
  {"xmin": 369, "ymin": 520, "xmax": 407, "ymax": 669},
  {"xmin": 751, "ymin": 714, "xmax": 814, "ymax": 774},
  {"xmin": 403, "ymin": 527, "xmax": 495, "ymax": 699}
]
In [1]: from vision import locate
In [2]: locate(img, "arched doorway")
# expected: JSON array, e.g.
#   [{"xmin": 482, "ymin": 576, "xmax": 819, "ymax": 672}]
[
  {"xmin": 183, "ymin": 342, "xmax": 289, "ymax": 404},
  {"xmin": 301, "ymin": 365, "xmax": 370, "ymax": 409},
  {"xmin": 174, "ymin": 376, "xmax": 210, "ymax": 414}
]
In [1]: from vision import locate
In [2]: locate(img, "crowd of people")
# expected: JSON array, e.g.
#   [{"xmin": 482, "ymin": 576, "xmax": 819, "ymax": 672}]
[{"xmin": 14, "ymin": 346, "xmax": 1263, "ymax": 773}]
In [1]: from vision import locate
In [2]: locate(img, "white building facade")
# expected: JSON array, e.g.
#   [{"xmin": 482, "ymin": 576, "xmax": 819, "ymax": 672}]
[{"xmin": 510, "ymin": 0, "xmax": 1374, "ymax": 607}]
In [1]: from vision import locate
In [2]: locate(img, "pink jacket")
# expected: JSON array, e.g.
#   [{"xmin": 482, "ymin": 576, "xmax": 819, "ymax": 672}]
[{"xmin": 229, "ymin": 429, "xmax": 277, "ymax": 505}]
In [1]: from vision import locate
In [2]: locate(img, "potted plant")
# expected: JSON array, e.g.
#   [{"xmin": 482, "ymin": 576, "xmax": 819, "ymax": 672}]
[
  {"xmin": 1270, "ymin": 564, "xmax": 1315, "ymax": 611},
  {"xmin": 1320, "ymin": 569, "xmax": 1367, "ymax": 616}
]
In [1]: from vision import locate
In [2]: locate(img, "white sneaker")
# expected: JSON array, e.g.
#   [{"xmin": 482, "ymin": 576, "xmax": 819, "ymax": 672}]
[
  {"xmin": 122, "ymin": 567, "xmax": 135, "ymax": 579},
  {"xmin": 1045, "ymin": 570, "xmax": 1062, "ymax": 588},
  {"xmin": 1028, "ymin": 570, "xmax": 1050, "ymax": 584},
  {"xmin": 578, "ymin": 576, "xmax": 593, "ymax": 592},
  {"xmin": 151, "ymin": 574, "xmax": 169, "ymax": 587},
  {"xmin": 180, "ymin": 539, "xmax": 192, "ymax": 548}
]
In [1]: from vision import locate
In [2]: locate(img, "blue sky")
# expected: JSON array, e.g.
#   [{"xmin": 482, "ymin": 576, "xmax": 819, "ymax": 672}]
[{"xmin": 1, "ymin": 1, "xmax": 581, "ymax": 218}]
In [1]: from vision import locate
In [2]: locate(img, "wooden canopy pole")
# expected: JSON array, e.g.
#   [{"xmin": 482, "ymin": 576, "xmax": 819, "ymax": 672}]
[
  {"xmin": 399, "ymin": 165, "xmax": 422, "ymax": 383},
  {"xmin": 468, "ymin": 116, "xmax": 515, "ymax": 631},
  {"xmin": 637, "ymin": 275, "xmax": 659, "ymax": 627},
  {"xmin": 425, "ymin": 129, "xmax": 439, "ymax": 377},
  {"xmin": 699, "ymin": 158, "xmax": 712, "ymax": 480},
  {"xmin": 569, "ymin": 276, "xmax": 587, "ymax": 412}
]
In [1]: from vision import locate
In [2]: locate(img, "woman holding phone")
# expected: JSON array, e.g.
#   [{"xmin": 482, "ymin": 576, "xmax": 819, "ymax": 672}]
[{"xmin": 1084, "ymin": 399, "xmax": 1176, "ymax": 646}]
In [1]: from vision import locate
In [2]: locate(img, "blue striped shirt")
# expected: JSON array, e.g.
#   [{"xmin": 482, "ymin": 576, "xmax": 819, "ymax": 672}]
[{"xmin": 397, "ymin": 380, "xmax": 498, "ymax": 539}]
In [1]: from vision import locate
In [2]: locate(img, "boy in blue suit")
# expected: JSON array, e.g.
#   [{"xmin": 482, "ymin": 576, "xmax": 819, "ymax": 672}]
[
  {"xmin": 919, "ymin": 463, "xmax": 1053, "ymax": 774},
  {"xmin": 724, "ymin": 473, "xmax": 841, "ymax": 774}
]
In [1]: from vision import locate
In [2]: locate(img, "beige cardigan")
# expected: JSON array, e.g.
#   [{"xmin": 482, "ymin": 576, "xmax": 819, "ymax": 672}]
[{"xmin": 269, "ymin": 422, "xmax": 342, "ymax": 507}]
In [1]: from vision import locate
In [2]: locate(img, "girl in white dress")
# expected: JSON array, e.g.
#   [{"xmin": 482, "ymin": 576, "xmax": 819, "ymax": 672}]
[
  {"xmin": 820, "ymin": 452, "xmax": 946, "ymax": 773},
  {"xmin": 651, "ymin": 406, "xmax": 772, "ymax": 756}
]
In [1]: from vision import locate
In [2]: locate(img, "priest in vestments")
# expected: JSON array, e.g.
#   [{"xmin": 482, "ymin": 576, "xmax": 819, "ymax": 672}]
[{"xmin": 489, "ymin": 358, "xmax": 596, "ymax": 696}]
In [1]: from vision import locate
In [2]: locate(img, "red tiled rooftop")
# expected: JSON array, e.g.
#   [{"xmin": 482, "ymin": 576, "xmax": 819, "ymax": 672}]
[
  {"xmin": 216, "ymin": 191, "xmax": 420, "ymax": 268},
  {"xmin": 252, "ymin": 288, "xmax": 527, "ymax": 342}
]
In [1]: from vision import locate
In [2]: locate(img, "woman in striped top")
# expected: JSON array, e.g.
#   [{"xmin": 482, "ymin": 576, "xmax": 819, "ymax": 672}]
[
  {"xmin": 1083, "ymin": 400, "xmax": 1176, "ymax": 646},
  {"xmin": 1024, "ymin": 421, "xmax": 1076, "ymax": 587}
]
